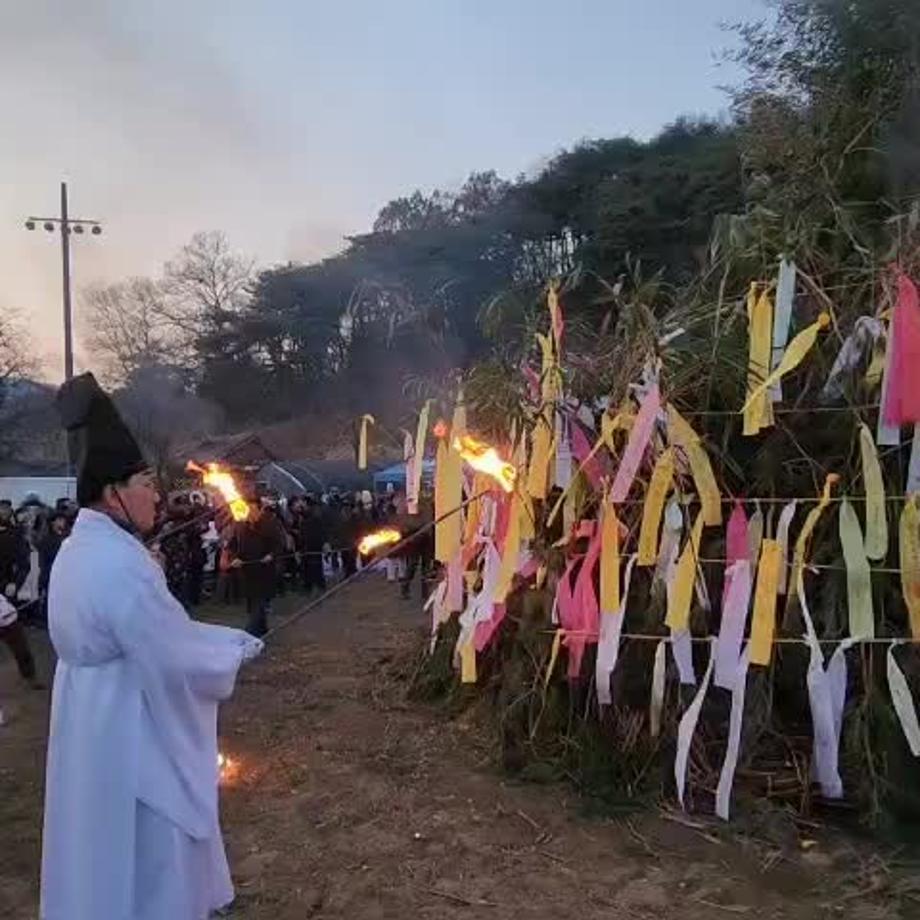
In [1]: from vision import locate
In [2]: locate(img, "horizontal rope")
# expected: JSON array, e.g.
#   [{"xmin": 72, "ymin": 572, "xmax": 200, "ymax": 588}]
[{"xmin": 531, "ymin": 627, "xmax": 920, "ymax": 647}]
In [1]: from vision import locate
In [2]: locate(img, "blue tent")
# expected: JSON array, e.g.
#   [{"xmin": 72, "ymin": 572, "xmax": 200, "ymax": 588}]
[{"xmin": 372, "ymin": 458, "xmax": 435, "ymax": 493}]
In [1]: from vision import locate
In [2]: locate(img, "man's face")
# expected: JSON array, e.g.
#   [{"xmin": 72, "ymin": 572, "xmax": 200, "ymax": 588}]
[
  {"xmin": 52, "ymin": 517, "xmax": 68, "ymax": 535},
  {"xmin": 109, "ymin": 470, "xmax": 160, "ymax": 534}
]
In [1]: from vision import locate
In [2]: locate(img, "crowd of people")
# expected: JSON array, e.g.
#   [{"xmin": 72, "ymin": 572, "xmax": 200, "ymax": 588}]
[
  {"xmin": 0, "ymin": 482, "xmax": 435, "ymax": 699},
  {"xmin": 144, "ymin": 485, "xmax": 435, "ymax": 637},
  {"xmin": 0, "ymin": 494, "xmax": 78, "ymax": 701}
]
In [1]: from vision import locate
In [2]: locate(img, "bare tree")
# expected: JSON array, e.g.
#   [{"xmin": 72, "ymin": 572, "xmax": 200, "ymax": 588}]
[
  {"xmin": 0, "ymin": 308, "xmax": 39, "ymax": 387},
  {"xmin": 0, "ymin": 308, "xmax": 57, "ymax": 467},
  {"xmin": 81, "ymin": 278, "xmax": 176, "ymax": 385},
  {"xmin": 161, "ymin": 231, "xmax": 254, "ymax": 343}
]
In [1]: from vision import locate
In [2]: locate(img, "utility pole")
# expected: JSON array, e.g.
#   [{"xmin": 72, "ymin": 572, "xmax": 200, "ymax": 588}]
[{"xmin": 25, "ymin": 182, "xmax": 103, "ymax": 381}]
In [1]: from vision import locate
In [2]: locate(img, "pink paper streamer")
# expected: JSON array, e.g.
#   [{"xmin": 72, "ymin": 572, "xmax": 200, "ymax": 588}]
[
  {"xmin": 883, "ymin": 272, "xmax": 920, "ymax": 426},
  {"xmin": 556, "ymin": 525, "xmax": 603, "ymax": 679},
  {"xmin": 570, "ymin": 419, "xmax": 609, "ymax": 487},
  {"xmin": 446, "ymin": 552, "xmax": 464, "ymax": 613},
  {"xmin": 726, "ymin": 502, "xmax": 749, "ymax": 566},
  {"xmin": 611, "ymin": 383, "xmax": 661, "ymax": 503}
]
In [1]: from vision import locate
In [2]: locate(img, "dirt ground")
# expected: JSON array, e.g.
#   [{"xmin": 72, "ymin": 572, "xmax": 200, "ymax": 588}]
[{"xmin": 1, "ymin": 577, "xmax": 918, "ymax": 919}]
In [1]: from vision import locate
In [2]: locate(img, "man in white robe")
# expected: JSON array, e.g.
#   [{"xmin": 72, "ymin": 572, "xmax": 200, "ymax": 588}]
[{"xmin": 41, "ymin": 373, "xmax": 262, "ymax": 920}]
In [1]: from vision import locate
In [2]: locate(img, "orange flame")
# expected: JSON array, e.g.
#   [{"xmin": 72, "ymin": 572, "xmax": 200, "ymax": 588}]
[
  {"xmin": 217, "ymin": 751, "xmax": 239, "ymax": 783},
  {"xmin": 187, "ymin": 461, "xmax": 250, "ymax": 521},
  {"xmin": 453, "ymin": 434, "xmax": 516, "ymax": 493},
  {"xmin": 358, "ymin": 528, "xmax": 402, "ymax": 556}
]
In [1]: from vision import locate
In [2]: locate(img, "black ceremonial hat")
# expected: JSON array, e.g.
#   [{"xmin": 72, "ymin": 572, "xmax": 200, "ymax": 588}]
[{"xmin": 56, "ymin": 372, "xmax": 148, "ymax": 506}]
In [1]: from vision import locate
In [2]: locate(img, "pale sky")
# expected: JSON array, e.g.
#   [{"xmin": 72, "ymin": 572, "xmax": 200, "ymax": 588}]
[{"xmin": 0, "ymin": 0, "xmax": 765, "ymax": 379}]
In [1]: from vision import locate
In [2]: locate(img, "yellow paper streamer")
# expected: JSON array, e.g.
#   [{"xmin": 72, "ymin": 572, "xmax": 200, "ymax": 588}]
[
  {"xmin": 357, "ymin": 414, "xmax": 375, "ymax": 470},
  {"xmin": 899, "ymin": 496, "xmax": 920, "ymax": 639},
  {"xmin": 544, "ymin": 629, "xmax": 563, "ymax": 687},
  {"xmin": 665, "ymin": 511, "xmax": 705, "ymax": 630},
  {"xmin": 547, "ymin": 280, "xmax": 563, "ymax": 351},
  {"xmin": 859, "ymin": 424, "xmax": 888, "ymax": 561},
  {"xmin": 410, "ymin": 400, "xmax": 431, "ymax": 514},
  {"xmin": 667, "ymin": 406, "xmax": 722, "ymax": 526},
  {"xmin": 742, "ymin": 313, "xmax": 830, "ymax": 415},
  {"xmin": 865, "ymin": 340, "xmax": 886, "ymax": 390},
  {"xmin": 787, "ymin": 473, "xmax": 840, "ymax": 612},
  {"xmin": 460, "ymin": 639, "xmax": 477, "ymax": 684},
  {"xmin": 452, "ymin": 390, "xmax": 467, "ymax": 439},
  {"xmin": 527, "ymin": 412, "xmax": 554, "ymax": 500},
  {"xmin": 743, "ymin": 284, "xmax": 775, "ymax": 436},
  {"xmin": 750, "ymin": 539, "xmax": 782, "ymax": 666},
  {"xmin": 638, "ymin": 448, "xmax": 674, "ymax": 565},
  {"xmin": 518, "ymin": 491, "xmax": 535, "ymax": 542},
  {"xmin": 839, "ymin": 498, "xmax": 875, "ymax": 639},
  {"xmin": 600, "ymin": 500, "xmax": 620, "ymax": 615},
  {"xmin": 435, "ymin": 437, "xmax": 464, "ymax": 563},
  {"xmin": 535, "ymin": 332, "xmax": 558, "ymax": 403}
]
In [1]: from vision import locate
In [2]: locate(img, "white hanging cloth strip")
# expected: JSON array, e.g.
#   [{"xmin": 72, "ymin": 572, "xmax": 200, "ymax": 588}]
[
  {"xmin": 820, "ymin": 315, "xmax": 884, "ymax": 404},
  {"xmin": 770, "ymin": 259, "xmax": 797, "ymax": 402},
  {"xmin": 887, "ymin": 642, "xmax": 920, "ymax": 756},
  {"xmin": 715, "ymin": 645, "xmax": 751, "ymax": 820},
  {"xmin": 649, "ymin": 640, "xmax": 667, "ymax": 738},
  {"xmin": 715, "ymin": 560, "xmax": 753, "ymax": 690},
  {"xmin": 675, "ymin": 642, "xmax": 714, "ymax": 809},
  {"xmin": 595, "ymin": 555, "xmax": 638, "ymax": 706}
]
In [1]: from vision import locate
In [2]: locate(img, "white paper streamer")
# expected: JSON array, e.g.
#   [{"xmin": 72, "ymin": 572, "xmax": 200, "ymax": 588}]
[
  {"xmin": 670, "ymin": 628, "xmax": 697, "ymax": 686},
  {"xmin": 554, "ymin": 411, "xmax": 573, "ymax": 489},
  {"xmin": 424, "ymin": 579, "xmax": 449, "ymax": 654},
  {"xmin": 775, "ymin": 500, "xmax": 797, "ymax": 595},
  {"xmin": 404, "ymin": 431, "xmax": 419, "ymax": 515},
  {"xmin": 907, "ymin": 425, "xmax": 920, "ymax": 494},
  {"xmin": 675, "ymin": 642, "xmax": 714, "ymax": 809},
  {"xmin": 655, "ymin": 499, "xmax": 683, "ymax": 590},
  {"xmin": 576, "ymin": 404, "xmax": 595, "ymax": 431},
  {"xmin": 446, "ymin": 550, "xmax": 464, "ymax": 613},
  {"xmin": 770, "ymin": 259, "xmax": 797, "ymax": 401},
  {"xmin": 715, "ymin": 646, "xmax": 751, "ymax": 820},
  {"xmin": 747, "ymin": 503, "xmax": 764, "ymax": 565},
  {"xmin": 454, "ymin": 542, "xmax": 502, "ymax": 665},
  {"xmin": 887, "ymin": 642, "xmax": 920, "ymax": 757},
  {"xmin": 715, "ymin": 560, "xmax": 753, "ymax": 690},
  {"xmin": 650, "ymin": 640, "xmax": 667, "ymax": 738},
  {"xmin": 827, "ymin": 639, "xmax": 857, "ymax": 760},
  {"xmin": 877, "ymin": 313, "xmax": 901, "ymax": 446},
  {"xmin": 797, "ymin": 573, "xmax": 852, "ymax": 798},
  {"xmin": 821, "ymin": 316, "xmax": 884, "ymax": 404},
  {"xmin": 596, "ymin": 555, "xmax": 638, "ymax": 706}
]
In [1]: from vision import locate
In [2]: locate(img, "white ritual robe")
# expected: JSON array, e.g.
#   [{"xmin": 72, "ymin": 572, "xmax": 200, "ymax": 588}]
[{"xmin": 41, "ymin": 508, "xmax": 261, "ymax": 920}]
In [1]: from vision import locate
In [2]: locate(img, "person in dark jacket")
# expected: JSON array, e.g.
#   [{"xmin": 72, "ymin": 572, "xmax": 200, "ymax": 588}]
[
  {"xmin": 398, "ymin": 503, "xmax": 434, "ymax": 600},
  {"xmin": 0, "ymin": 501, "xmax": 31, "ymax": 603},
  {"xmin": 228, "ymin": 497, "xmax": 287, "ymax": 637},
  {"xmin": 0, "ymin": 501, "xmax": 41, "ymax": 685},
  {"xmin": 37, "ymin": 512, "xmax": 71, "ymax": 625},
  {"xmin": 297, "ymin": 498, "xmax": 328, "ymax": 593}
]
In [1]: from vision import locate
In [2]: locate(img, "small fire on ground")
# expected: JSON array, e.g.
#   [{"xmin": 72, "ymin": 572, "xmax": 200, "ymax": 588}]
[{"xmin": 217, "ymin": 752, "xmax": 239, "ymax": 784}]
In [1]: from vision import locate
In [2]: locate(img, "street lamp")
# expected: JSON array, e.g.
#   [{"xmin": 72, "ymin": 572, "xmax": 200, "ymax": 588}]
[{"xmin": 24, "ymin": 181, "xmax": 103, "ymax": 381}]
